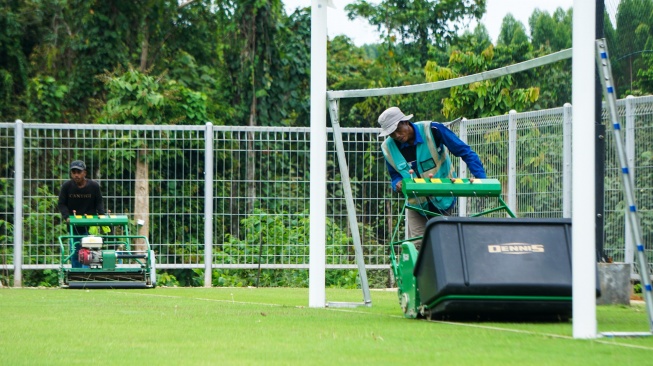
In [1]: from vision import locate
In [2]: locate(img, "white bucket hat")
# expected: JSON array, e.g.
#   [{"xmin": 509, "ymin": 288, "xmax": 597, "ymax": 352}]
[{"xmin": 378, "ymin": 107, "xmax": 413, "ymax": 137}]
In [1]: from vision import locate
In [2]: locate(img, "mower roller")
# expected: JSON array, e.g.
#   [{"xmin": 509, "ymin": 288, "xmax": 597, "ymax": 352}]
[
  {"xmin": 58, "ymin": 214, "xmax": 156, "ymax": 289},
  {"xmin": 391, "ymin": 177, "xmax": 582, "ymax": 320}
]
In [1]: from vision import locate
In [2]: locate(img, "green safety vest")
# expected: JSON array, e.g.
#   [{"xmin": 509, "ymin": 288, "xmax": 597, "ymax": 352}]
[
  {"xmin": 88, "ymin": 226, "xmax": 111, "ymax": 235},
  {"xmin": 381, "ymin": 121, "xmax": 455, "ymax": 211}
]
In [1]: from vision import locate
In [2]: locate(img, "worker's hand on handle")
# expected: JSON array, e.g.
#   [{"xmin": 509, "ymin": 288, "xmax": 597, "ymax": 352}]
[{"xmin": 395, "ymin": 181, "xmax": 403, "ymax": 192}]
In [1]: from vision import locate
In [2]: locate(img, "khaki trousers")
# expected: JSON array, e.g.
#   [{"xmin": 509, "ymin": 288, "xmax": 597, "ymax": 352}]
[
  {"xmin": 406, "ymin": 205, "xmax": 453, "ymax": 250},
  {"xmin": 406, "ymin": 209, "xmax": 429, "ymax": 250}
]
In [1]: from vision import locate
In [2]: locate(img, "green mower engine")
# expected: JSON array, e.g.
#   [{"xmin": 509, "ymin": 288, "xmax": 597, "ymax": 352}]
[
  {"xmin": 77, "ymin": 236, "xmax": 105, "ymax": 268},
  {"xmin": 59, "ymin": 215, "xmax": 157, "ymax": 289}
]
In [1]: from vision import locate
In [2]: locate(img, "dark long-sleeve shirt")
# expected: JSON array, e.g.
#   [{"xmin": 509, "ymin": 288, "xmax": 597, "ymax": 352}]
[
  {"xmin": 58, "ymin": 179, "xmax": 105, "ymax": 218},
  {"xmin": 386, "ymin": 122, "xmax": 486, "ymax": 191}
]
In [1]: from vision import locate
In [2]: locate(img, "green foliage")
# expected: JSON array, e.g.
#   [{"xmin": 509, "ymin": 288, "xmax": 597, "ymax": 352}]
[
  {"xmin": 613, "ymin": 0, "xmax": 653, "ymax": 95},
  {"xmin": 196, "ymin": 208, "xmax": 387, "ymax": 288},
  {"xmin": 19, "ymin": 184, "xmax": 66, "ymax": 287},
  {"xmin": 330, "ymin": 31, "xmax": 449, "ymax": 131},
  {"xmin": 0, "ymin": 218, "xmax": 13, "ymax": 287},
  {"xmin": 425, "ymin": 45, "xmax": 540, "ymax": 118},
  {"xmin": 6, "ymin": 1, "xmax": 652, "ymax": 289},
  {"xmin": 496, "ymin": 13, "xmax": 529, "ymax": 47},
  {"xmin": 0, "ymin": 0, "xmax": 635, "ymax": 129},
  {"xmin": 26, "ymin": 76, "xmax": 68, "ymax": 122},
  {"xmin": 265, "ymin": 7, "xmax": 312, "ymax": 127},
  {"xmin": 99, "ymin": 67, "xmax": 207, "ymax": 126},
  {"xmin": 156, "ymin": 271, "xmax": 181, "ymax": 287},
  {"xmin": 218, "ymin": 0, "xmax": 287, "ymax": 128},
  {"xmin": 150, "ymin": 200, "xmax": 387, "ymax": 288},
  {"xmin": 634, "ymin": 33, "xmax": 653, "ymax": 93},
  {"xmin": 346, "ymin": 0, "xmax": 486, "ymax": 66},
  {"xmin": 515, "ymin": 124, "xmax": 564, "ymax": 215},
  {"xmin": 529, "ymin": 7, "xmax": 572, "ymax": 52},
  {"xmin": 451, "ymin": 24, "xmax": 493, "ymax": 56},
  {"xmin": 165, "ymin": 51, "xmax": 235, "ymax": 124}
]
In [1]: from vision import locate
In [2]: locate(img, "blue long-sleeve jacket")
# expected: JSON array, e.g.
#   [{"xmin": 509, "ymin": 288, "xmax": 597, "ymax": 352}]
[{"xmin": 385, "ymin": 122, "xmax": 486, "ymax": 191}]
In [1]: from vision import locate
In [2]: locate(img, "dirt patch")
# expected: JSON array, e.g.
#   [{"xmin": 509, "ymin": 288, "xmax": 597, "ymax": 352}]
[{"xmin": 631, "ymin": 294, "xmax": 643, "ymax": 301}]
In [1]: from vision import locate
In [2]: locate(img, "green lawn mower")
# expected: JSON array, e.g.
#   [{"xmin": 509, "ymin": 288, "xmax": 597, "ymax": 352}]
[
  {"xmin": 58, "ymin": 214, "xmax": 156, "ymax": 289},
  {"xmin": 391, "ymin": 177, "xmax": 581, "ymax": 321}
]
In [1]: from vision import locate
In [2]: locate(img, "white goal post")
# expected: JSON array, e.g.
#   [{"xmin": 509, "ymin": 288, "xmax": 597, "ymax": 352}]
[{"xmin": 309, "ymin": 2, "xmax": 599, "ymax": 339}]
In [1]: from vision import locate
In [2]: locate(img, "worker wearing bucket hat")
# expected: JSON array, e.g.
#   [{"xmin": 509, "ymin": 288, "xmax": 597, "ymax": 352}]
[{"xmin": 379, "ymin": 107, "xmax": 486, "ymax": 249}]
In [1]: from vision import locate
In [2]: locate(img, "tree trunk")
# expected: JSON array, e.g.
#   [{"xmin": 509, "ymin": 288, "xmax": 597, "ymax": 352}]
[
  {"xmin": 134, "ymin": 148, "xmax": 149, "ymax": 251},
  {"xmin": 135, "ymin": 18, "xmax": 149, "ymax": 251},
  {"xmin": 140, "ymin": 25, "xmax": 149, "ymax": 72}
]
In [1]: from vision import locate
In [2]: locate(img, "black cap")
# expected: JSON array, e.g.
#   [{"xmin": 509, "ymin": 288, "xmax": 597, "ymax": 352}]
[{"xmin": 69, "ymin": 160, "xmax": 86, "ymax": 171}]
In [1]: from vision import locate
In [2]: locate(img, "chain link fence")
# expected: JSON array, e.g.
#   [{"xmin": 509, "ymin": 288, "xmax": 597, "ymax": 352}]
[{"xmin": 1, "ymin": 95, "xmax": 652, "ymax": 286}]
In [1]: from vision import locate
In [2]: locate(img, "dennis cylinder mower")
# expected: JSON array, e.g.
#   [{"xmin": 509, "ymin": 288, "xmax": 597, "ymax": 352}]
[
  {"xmin": 390, "ymin": 176, "xmax": 588, "ymax": 320},
  {"xmin": 58, "ymin": 214, "xmax": 156, "ymax": 289}
]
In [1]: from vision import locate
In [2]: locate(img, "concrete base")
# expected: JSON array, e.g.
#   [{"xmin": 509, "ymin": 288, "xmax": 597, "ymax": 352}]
[{"xmin": 597, "ymin": 262, "xmax": 631, "ymax": 305}]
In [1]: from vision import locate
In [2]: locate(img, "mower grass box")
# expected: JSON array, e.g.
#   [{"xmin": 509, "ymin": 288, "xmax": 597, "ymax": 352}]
[{"xmin": 412, "ymin": 217, "xmax": 598, "ymax": 320}]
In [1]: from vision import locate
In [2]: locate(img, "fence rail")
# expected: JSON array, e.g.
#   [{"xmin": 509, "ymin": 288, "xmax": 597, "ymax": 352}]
[{"xmin": 1, "ymin": 95, "xmax": 652, "ymax": 286}]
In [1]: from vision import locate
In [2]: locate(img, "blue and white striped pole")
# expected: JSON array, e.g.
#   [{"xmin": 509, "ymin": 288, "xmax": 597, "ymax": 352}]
[{"xmin": 596, "ymin": 39, "xmax": 653, "ymax": 332}]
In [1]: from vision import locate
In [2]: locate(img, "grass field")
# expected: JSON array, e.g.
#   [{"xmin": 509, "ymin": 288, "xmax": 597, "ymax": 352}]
[{"xmin": 1, "ymin": 287, "xmax": 652, "ymax": 365}]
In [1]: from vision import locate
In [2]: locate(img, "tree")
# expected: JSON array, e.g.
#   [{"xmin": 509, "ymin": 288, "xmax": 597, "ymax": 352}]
[
  {"xmin": 26, "ymin": 76, "xmax": 69, "ymax": 122},
  {"xmin": 425, "ymin": 44, "xmax": 539, "ymax": 119},
  {"xmin": 615, "ymin": 0, "xmax": 653, "ymax": 94},
  {"xmin": 345, "ymin": 0, "xmax": 486, "ymax": 67},
  {"xmin": 529, "ymin": 7, "xmax": 572, "ymax": 52},
  {"xmin": 0, "ymin": 0, "xmax": 49, "ymax": 120},
  {"xmin": 215, "ymin": 0, "xmax": 284, "ymax": 224},
  {"xmin": 102, "ymin": 0, "xmax": 217, "ymax": 244},
  {"xmin": 99, "ymin": 67, "xmax": 207, "ymax": 248},
  {"xmin": 452, "ymin": 24, "xmax": 493, "ymax": 55},
  {"xmin": 497, "ymin": 14, "xmax": 529, "ymax": 47},
  {"xmin": 265, "ymin": 6, "xmax": 312, "ymax": 127},
  {"xmin": 520, "ymin": 8, "xmax": 573, "ymax": 108},
  {"xmin": 634, "ymin": 36, "xmax": 653, "ymax": 93},
  {"xmin": 327, "ymin": 35, "xmax": 379, "ymax": 128}
]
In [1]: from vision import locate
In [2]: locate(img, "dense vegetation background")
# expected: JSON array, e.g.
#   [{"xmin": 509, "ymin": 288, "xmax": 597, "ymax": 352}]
[
  {"xmin": 3, "ymin": 0, "xmax": 653, "ymax": 287},
  {"xmin": 4, "ymin": 0, "xmax": 653, "ymax": 126}
]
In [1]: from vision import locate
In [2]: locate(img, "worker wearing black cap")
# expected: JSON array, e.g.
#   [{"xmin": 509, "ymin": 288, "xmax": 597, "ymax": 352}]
[{"xmin": 58, "ymin": 160, "xmax": 105, "ymax": 267}]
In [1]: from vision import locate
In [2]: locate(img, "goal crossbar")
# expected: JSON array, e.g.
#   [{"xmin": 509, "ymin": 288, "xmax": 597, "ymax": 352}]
[{"xmin": 327, "ymin": 48, "xmax": 572, "ymax": 100}]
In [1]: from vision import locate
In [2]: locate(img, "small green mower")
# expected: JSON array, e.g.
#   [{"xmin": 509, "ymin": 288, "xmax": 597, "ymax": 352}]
[{"xmin": 58, "ymin": 214, "xmax": 156, "ymax": 289}]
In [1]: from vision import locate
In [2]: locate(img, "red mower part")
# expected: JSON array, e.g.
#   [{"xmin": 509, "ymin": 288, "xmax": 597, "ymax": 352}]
[{"xmin": 78, "ymin": 248, "xmax": 92, "ymax": 266}]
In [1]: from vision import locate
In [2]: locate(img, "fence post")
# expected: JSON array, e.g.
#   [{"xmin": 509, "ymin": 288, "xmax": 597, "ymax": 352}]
[
  {"xmin": 563, "ymin": 103, "xmax": 572, "ymax": 218},
  {"xmin": 13, "ymin": 120, "xmax": 24, "ymax": 287},
  {"xmin": 508, "ymin": 110, "xmax": 517, "ymax": 213},
  {"xmin": 458, "ymin": 119, "xmax": 467, "ymax": 217},
  {"xmin": 204, "ymin": 122, "xmax": 214, "ymax": 287},
  {"xmin": 625, "ymin": 95, "xmax": 636, "ymax": 270}
]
